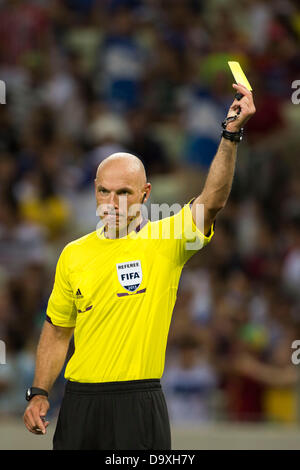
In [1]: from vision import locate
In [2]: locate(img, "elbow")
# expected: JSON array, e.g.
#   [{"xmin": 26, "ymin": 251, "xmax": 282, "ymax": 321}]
[
  {"xmin": 195, "ymin": 193, "xmax": 227, "ymax": 218},
  {"xmin": 207, "ymin": 203, "xmax": 225, "ymax": 216},
  {"xmin": 201, "ymin": 194, "xmax": 228, "ymax": 215}
]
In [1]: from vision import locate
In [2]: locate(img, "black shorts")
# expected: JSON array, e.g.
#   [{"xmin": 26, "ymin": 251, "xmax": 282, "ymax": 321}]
[{"xmin": 53, "ymin": 379, "xmax": 171, "ymax": 450}]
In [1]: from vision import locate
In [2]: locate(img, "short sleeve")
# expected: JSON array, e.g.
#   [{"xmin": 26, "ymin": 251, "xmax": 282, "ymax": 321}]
[
  {"xmin": 158, "ymin": 201, "xmax": 215, "ymax": 266},
  {"xmin": 46, "ymin": 245, "xmax": 77, "ymax": 327}
]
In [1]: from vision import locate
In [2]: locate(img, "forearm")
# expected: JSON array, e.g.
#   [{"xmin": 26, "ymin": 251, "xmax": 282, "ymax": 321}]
[
  {"xmin": 234, "ymin": 355, "xmax": 298, "ymax": 387},
  {"xmin": 193, "ymin": 82, "xmax": 255, "ymax": 231},
  {"xmin": 200, "ymin": 138, "xmax": 238, "ymax": 212},
  {"xmin": 33, "ymin": 321, "xmax": 73, "ymax": 393}
]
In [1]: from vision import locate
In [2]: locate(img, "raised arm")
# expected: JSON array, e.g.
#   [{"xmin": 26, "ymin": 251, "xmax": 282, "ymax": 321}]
[{"xmin": 192, "ymin": 83, "xmax": 256, "ymax": 235}]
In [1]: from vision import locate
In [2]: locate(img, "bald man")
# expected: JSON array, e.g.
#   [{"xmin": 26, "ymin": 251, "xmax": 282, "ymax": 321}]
[
  {"xmin": 95, "ymin": 152, "xmax": 151, "ymax": 240},
  {"xmin": 23, "ymin": 84, "xmax": 255, "ymax": 450}
]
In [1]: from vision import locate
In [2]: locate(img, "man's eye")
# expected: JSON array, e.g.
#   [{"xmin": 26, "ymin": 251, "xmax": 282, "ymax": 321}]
[{"xmin": 99, "ymin": 189, "xmax": 108, "ymax": 194}]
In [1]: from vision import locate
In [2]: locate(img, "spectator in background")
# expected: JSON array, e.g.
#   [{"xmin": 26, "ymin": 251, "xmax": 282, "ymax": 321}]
[
  {"xmin": 163, "ymin": 335, "xmax": 218, "ymax": 424},
  {"xmin": 96, "ymin": 6, "xmax": 146, "ymax": 111},
  {"xmin": 0, "ymin": 196, "xmax": 46, "ymax": 278},
  {"xmin": 16, "ymin": 167, "xmax": 71, "ymax": 241},
  {"xmin": 0, "ymin": 0, "xmax": 50, "ymax": 66},
  {"xmin": 0, "ymin": 108, "xmax": 20, "ymax": 154},
  {"xmin": 83, "ymin": 108, "xmax": 131, "ymax": 183},
  {"xmin": 282, "ymin": 217, "xmax": 300, "ymax": 301},
  {"xmin": 127, "ymin": 108, "xmax": 170, "ymax": 176}
]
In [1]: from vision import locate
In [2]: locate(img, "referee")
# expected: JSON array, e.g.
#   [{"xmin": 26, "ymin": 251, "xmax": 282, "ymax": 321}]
[{"xmin": 23, "ymin": 83, "xmax": 255, "ymax": 450}]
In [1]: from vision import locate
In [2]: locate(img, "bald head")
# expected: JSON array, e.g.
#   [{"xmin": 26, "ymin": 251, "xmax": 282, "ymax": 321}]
[
  {"xmin": 96, "ymin": 152, "xmax": 147, "ymax": 188},
  {"xmin": 94, "ymin": 152, "xmax": 151, "ymax": 237}
]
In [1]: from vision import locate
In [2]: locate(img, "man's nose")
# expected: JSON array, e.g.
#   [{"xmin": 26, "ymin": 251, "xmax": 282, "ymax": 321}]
[{"xmin": 108, "ymin": 192, "xmax": 119, "ymax": 207}]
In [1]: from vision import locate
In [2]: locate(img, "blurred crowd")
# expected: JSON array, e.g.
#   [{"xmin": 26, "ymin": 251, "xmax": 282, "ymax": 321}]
[{"xmin": 0, "ymin": 0, "xmax": 300, "ymax": 424}]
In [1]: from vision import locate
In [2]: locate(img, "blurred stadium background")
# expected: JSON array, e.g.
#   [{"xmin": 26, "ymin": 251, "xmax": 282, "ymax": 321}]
[{"xmin": 0, "ymin": 0, "xmax": 300, "ymax": 450}]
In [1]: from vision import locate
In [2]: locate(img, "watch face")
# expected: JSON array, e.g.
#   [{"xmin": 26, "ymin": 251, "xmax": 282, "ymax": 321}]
[{"xmin": 26, "ymin": 388, "xmax": 31, "ymax": 401}]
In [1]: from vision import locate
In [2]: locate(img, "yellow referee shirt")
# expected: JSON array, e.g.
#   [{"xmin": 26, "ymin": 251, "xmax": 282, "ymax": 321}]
[{"xmin": 46, "ymin": 201, "xmax": 214, "ymax": 383}]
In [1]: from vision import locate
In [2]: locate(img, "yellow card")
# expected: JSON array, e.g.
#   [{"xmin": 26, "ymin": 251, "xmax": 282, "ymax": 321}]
[{"xmin": 228, "ymin": 61, "xmax": 252, "ymax": 91}]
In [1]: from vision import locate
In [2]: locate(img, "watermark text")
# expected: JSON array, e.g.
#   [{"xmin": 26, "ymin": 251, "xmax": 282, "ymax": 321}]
[
  {"xmin": 0, "ymin": 80, "xmax": 6, "ymax": 104},
  {"xmin": 291, "ymin": 80, "xmax": 300, "ymax": 104},
  {"xmin": 0, "ymin": 340, "xmax": 6, "ymax": 365}
]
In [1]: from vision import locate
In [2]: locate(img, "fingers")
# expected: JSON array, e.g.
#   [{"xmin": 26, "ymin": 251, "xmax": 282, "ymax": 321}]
[
  {"xmin": 32, "ymin": 409, "xmax": 47, "ymax": 434},
  {"xmin": 23, "ymin": 398, "xmax": 50, "ymax": 435},
  {"xmin": 24, "ymin": 415, "xmax": 49, "ymax": 435},
  {"xmin": 230, "ymin": 94, "xmax": 251, "ymax": 109},
  {"xmin": 232, "ymin": 82, "xmax": 252, "ymax": 98},
  {"xmin": 232, "ymin": 84, "xmax": 256, "ymax": 112},
  {"xmin": 229, "ymin": 100, "xmax": 250, "ymax": 115},
  {"xmin": 229, "ymin": 95, "xmax": 255, "ymax": 120},
  {"xmin": 225, "ymin": 85, "xmax": 256, "ymax": 131},
  {"xmin": 24, "ymin": 409, "xmax": 45, "ymax": 435}
]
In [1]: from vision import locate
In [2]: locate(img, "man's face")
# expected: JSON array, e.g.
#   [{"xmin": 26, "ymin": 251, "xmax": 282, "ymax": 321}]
[{"xmin": 94, "ymin": 160, "xmax": 150, "ymax": 235}]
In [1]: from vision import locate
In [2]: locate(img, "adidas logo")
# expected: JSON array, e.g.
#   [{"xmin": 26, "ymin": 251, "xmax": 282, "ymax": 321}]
[{"xmin": 76, "ymin": 288, "xmax": 83, "ymax": 299}]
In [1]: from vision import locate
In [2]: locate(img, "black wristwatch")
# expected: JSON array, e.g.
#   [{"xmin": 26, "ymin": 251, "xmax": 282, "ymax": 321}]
[
  {"xmin": 222, "ymin": 128, "xmax": 244, "ymax": 143},
  {"xmin": 221, "ymin": 114, "xmax": 244, "ymax": 142},
  {"xmin": 25, "ymin": 387, "xmax": 48, "ymax": 401}
]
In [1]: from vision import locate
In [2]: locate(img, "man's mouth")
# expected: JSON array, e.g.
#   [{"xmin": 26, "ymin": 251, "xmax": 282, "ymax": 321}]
[
  {"xmin": 103, "ymin": 212, "xmax": 121, "ymax": 217},
  {"xmin": 102, "ymin": 212, "xmax": 124, "ymax": 224}
]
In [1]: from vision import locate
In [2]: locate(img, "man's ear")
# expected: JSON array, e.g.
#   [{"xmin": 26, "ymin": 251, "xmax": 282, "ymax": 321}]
[{"xmin": 142, "ymin": 183, "xmax": 151, "ymax": 203}]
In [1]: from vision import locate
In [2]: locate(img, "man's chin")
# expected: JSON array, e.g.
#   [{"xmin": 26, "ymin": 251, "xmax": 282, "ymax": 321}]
[
  {"xmin": 100, "ymin": 215, "xmax": 139, "ymax": 236},
  {"xmin": 103, "ymin": 220, "xmax": 126, "ymax": 233},
  {"xmin": 102, "ymin": 215, "xmax": 121, "ymax": 225}
]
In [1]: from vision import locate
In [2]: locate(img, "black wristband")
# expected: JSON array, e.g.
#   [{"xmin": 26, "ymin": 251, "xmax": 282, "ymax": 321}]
[
  {"xmin": 222, "ymin": 128, "xmax": 243, "ymax": 143},
  {"xmin": 26, "ymin": 387, "xmax": 48, "ymax": 401}
]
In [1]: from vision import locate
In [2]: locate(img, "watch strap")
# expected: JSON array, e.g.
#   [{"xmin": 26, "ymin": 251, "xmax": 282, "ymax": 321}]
[
  {"xmin": 26, "ymin": 387, "xmax": 48, "ymax": 401},
  {"xmin": 222, "ymin": 128, "xmax": 244, "ymax": 143}
]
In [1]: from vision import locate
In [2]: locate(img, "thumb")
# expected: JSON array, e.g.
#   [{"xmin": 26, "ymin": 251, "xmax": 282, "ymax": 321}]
[
  {"xmin": 40, "ymin": 399, "xmax": 50, "ymax": 419},
  {"xmin": 38, "ymin": 399, "xmax": 50, "ymax": 430}
]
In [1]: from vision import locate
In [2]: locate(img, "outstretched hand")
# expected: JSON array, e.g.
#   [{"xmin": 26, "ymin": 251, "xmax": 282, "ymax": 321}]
[{"xmin": 225, "ymin": 83, "xmax": 256, "ymax": 132}]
